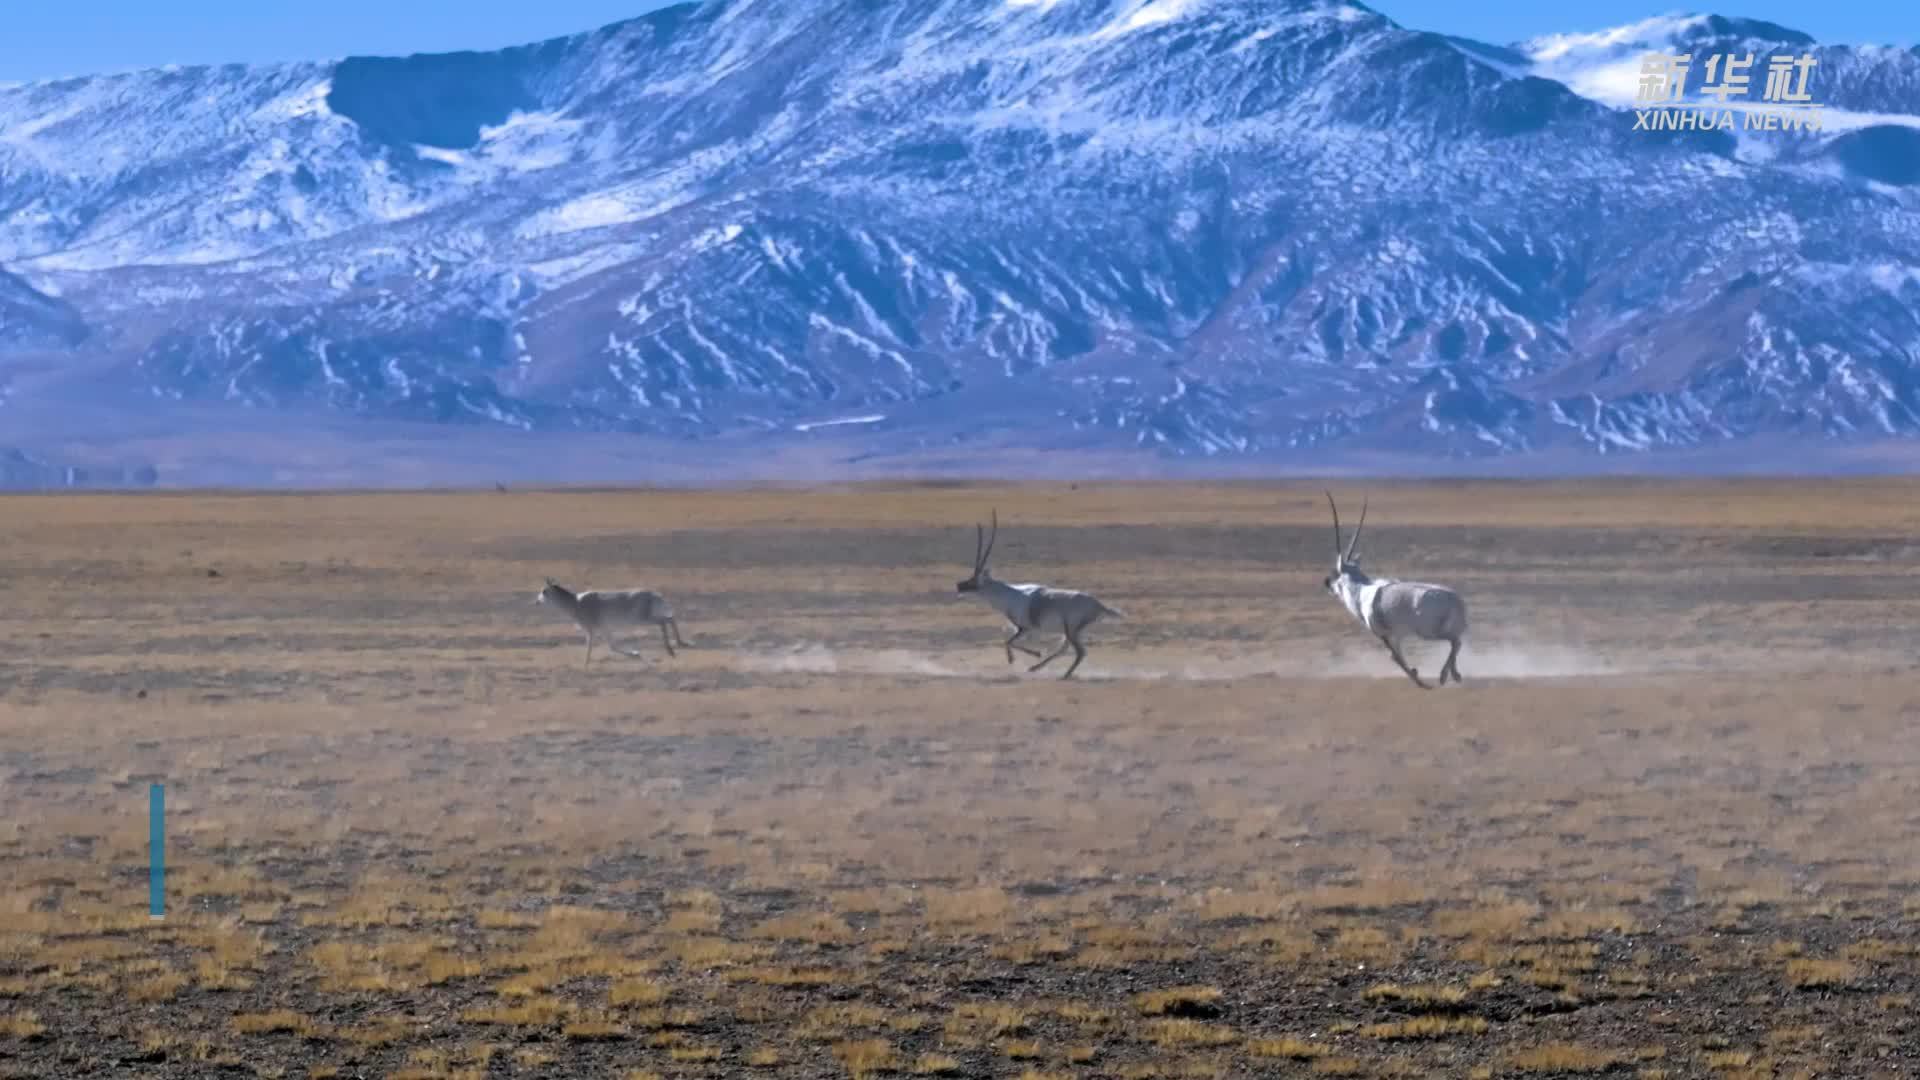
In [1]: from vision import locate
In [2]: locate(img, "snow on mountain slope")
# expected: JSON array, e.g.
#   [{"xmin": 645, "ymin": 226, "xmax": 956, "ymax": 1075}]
[{"xmin": 1, "ymin": 0, "xmax": 1918, "ymax": 473}]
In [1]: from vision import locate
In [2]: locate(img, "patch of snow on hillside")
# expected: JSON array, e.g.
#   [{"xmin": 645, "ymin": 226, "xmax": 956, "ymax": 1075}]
[
  {"xmin": 795, "ymin": 413, "xmax": 886, "ymax": 431},
  {"xmin": 525, "ymin": 241, "xmax": 658, "ymax": 286},
  {"xmin": 477, "ymin": 109, "xmax": 589, "ymax": 173},
  {"xmin": 520, "ymin": 191, "xmax": 677, "ymax": 238},
  {"xmin": 251, "ymin": 78, "xmax": 334, "ymax": 122},
  {"xmin": 1519, "ymin": 14, "xmax": 1708, "ymax": 108},
  {"xmin": 1097, "ymin": 0, "xmax": 1205, "ymax": 40},
  {"xmin": 415, "ymin": 145, "xmax": 469, "ymax": 167},
  {"xmin": 691, "ymin": 223, "xmax": 746, "ymax": 253}
]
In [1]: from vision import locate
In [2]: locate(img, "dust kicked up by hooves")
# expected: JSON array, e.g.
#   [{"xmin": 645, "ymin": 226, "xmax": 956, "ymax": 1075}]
[{"xmin": 742, "ymin": 640, "xmax": 1646, "ymax": 683}]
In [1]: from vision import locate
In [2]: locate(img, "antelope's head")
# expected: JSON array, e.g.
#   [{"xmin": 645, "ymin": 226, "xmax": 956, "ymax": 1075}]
[
  {"xmin": 1322, "ymin": 491, "xmax": 1370, "ymax": 596},
  {"xmin": 536, "ymin": 577, "xmax": 565, "ymax": 606},
  {"xmin": 957, "ymin": 510, "xmax": 999, "ymax": 594}
]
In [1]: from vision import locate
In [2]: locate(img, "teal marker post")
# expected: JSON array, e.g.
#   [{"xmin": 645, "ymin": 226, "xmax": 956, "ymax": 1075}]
[{"xmin": 149, "ymin": 783, "xmax": 165, "ymax": 919}]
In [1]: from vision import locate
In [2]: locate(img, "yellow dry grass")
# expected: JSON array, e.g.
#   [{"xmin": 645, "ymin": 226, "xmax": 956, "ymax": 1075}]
[
  {"xmin": 2, "ymin": 481, "xmax": 1919, "ymax": 1075},
  {"xmin": 1503, "ymin": 1042, "xmax": 1624, "ymax": 1072}
]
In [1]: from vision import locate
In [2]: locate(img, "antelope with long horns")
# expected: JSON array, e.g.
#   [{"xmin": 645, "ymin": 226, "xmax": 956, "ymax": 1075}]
[
  {"xmin": 536, "ymin": 578, "xmax": 689, "ymax": 667},
  {"xmin": 957, "ymin": 510, "xmax": 1122, "ymax": 680},
  {"xmin": 1321, "ymin": 492, "xmax": 1468, "ymax": 689}
]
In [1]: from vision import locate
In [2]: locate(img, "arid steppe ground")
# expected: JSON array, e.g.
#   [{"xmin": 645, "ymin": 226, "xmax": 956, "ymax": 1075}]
[{"xmin": 4, "ymin": 480, "xmax": 1920, "ymax": 1079}]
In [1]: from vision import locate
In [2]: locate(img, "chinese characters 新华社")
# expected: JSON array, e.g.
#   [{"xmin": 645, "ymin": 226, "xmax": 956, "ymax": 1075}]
[{"xmin": 1633, "ymin": 52, "xmax": 1822, "ymax": 132}]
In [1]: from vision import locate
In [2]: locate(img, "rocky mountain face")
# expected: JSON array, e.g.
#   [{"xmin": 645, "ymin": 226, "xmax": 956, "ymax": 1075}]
[{"xmin": 1, "ymin": 0, "xmax": 1917, "ymax": 476}]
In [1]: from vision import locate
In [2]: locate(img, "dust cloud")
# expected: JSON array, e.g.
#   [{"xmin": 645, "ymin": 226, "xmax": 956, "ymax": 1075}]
[
  {"xmin": 743, "ymin": 638, "xmax": 1640, "ymax": 683},
  {"xmin": 742, "ymin": 644, "xmax": 968, "ymax": 678}
]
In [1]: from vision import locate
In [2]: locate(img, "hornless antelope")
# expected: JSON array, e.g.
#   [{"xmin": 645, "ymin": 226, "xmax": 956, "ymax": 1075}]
[
  {"xmin": 536, "ymin": 578, "xmax": 688, "ymax": 667},
  {"xmin": 956, "ymin": 510, "xmax": 1123, "ymax": 680},
  {"xmin": 1321, "ymin": 492, "xmax": 1468, "ymax": 689}
]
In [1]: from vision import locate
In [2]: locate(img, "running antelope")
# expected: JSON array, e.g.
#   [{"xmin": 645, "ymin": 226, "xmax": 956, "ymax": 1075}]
[
  {"xmin": 956, "ymin": 510, "xmax": 1122, "ymax": 680},
  {"xmin": 536, "ymin": 578, "xmax": 688, "ymax": 667},
  {"xmin": 1321, "ymin": 492, "xmax": 1468, "ymax": 689}
]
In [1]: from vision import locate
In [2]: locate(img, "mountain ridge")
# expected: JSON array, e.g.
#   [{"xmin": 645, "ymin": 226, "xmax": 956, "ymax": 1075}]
[{"xmin": 1, "ymin": 0, "xmax": 1918, "ymax": 483}]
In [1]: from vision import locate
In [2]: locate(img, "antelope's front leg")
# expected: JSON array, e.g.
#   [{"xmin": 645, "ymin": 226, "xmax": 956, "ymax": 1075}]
[
  {"xmin": 1004, "ymin": 626, "xmax": 1040, "ymax": 663},
  {"xmin": 1381, "ymin": 636, "xmax": 1428, "ymax": 689},
  {"xmin": 660, "ymin": 621, "xmax": 677, "ymax": 657}
]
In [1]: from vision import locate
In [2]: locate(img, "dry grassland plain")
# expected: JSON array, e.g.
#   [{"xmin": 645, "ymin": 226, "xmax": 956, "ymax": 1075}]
[{"xmin": 3, "ymin": 479, "xmax": 1920, "ymax": 1079}]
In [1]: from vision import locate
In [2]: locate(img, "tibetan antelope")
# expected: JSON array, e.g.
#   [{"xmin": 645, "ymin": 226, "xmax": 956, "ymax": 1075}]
[
  {"xmin": 1321, "ymin": 492, "xmax": 1467, "ymax": 689},
  {"xmin": 536, "ymin": 578, "xmax": 688, "ymax": 667},
  {"xmin": 956, "ymin": 510, "xmax": 1123, "ymax": 680}
]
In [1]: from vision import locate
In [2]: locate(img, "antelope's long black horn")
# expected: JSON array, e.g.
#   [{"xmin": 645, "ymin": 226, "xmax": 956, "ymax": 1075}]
[
  {"xmin": 984, "ymin": 508, "xmax": 998, "ymax": 566},
  {"xmin": 1324, "ymin": 490, "xmax": 1343, "ymax": 557},
  {"xmin": 1346, "ymin": 498, "xmax": 1368, "ymax": 562}
]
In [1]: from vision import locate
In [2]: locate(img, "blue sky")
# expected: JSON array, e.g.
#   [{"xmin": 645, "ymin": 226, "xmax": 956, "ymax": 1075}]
[{"xmin": 1, "ymin": 2, "xmax": 1913, "ymax": 84}]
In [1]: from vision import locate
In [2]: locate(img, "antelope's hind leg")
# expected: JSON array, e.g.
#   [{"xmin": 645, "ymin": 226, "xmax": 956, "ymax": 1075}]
[
  {"xmin": 1059, "ymin": 627, "xmax": 1088, "ymax": 680},
  {"xmin": 669, "ymin": 618, "xmax": 689, "ymax": 649},
  {"xmin": 1028, "ymin": 636, "xmax": 1071, "ymax": 672},
  {"xmin": 603, "ymin": 625, "xmax": 644, "ymax": 659},
  {"xmin": 1441, "ymin": 637, "xmax": 1464, "ymax": 685},
  {"xmin": 659, "ymin": 621, "xmax": 678, "ymax": 657}
]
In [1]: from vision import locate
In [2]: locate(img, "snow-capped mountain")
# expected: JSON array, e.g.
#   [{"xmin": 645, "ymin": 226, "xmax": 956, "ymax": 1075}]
[{"xmin": 2, "ymin": 0, "xmax": 1918, "ymax": 476}]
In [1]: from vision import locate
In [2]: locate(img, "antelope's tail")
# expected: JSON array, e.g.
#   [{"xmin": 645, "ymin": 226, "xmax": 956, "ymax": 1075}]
[{"xmin": 1098, "ymin": 601, "xmax": 1125, "ymax": 620}]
